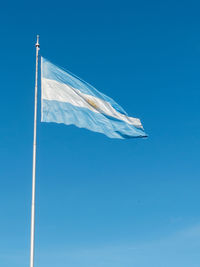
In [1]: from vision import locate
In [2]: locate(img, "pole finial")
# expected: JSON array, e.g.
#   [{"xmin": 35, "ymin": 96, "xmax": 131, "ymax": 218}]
[{"xmin": 35, "ymin": 35, "xmax": 40, "ymax": 48}]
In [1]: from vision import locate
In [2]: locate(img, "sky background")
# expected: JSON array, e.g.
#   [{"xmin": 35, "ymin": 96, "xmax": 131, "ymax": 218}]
[{"xmin": 0, "ymin": 0, "xmax": 200, "ymax": 266}]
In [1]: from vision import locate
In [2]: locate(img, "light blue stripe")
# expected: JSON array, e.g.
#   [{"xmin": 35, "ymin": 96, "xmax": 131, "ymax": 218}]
[
  {"xmin": 41, "ymin": 57, "xmax": 127, "ymax": 115},
  {"xmin": 42, "ymin": 99, "xmax": 147, "ymax": 139}
]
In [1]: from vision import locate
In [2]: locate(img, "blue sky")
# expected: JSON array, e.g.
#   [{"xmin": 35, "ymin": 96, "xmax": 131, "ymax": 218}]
[{"xmin": 0, "ymin": 0, "xmax": 200, "ymax": 266}]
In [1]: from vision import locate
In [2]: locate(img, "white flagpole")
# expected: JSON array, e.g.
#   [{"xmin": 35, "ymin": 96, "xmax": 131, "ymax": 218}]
[{"xmin": 30, "ymin": 35, "xmax": 40, "ymax": 267}]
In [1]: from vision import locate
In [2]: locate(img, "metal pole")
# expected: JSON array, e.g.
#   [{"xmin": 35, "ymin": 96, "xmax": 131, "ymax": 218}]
[{"xmin": 30, "ymin": 35, "xmax": 40, "ymax": 267}]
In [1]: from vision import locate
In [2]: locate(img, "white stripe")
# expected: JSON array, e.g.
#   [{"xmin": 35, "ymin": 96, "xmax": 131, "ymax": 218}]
[{"xmin": 42, "ymin": 78, "xmax": 143, "ymax": 128}]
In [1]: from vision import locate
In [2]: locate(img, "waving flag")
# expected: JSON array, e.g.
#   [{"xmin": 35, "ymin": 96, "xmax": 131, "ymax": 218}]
[{"xmin": 41, "ymin": 57, "xmax": 147, "ymax": 139}]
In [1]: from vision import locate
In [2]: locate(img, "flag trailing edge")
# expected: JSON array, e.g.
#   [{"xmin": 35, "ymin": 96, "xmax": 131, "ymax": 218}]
[{"xmin": 41, "ymin": 57, "xmax": 147, "ymax": 139}]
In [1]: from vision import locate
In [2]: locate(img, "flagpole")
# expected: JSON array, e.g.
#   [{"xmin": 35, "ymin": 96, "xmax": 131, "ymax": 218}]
[{"xmin": 30, "ymin": 35, "xmax": 40, "ymax": 267}]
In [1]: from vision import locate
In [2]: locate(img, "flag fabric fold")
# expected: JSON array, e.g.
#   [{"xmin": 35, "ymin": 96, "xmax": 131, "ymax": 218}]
[{"xmin": 41, "ymin": 57, "xmax": 147, "ymax": 139}]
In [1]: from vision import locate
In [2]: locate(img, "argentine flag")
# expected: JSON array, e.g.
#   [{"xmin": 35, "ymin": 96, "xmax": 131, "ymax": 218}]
[{"xmin": 41, "ymin": 57, "xmax": 147, "ymax": 139}]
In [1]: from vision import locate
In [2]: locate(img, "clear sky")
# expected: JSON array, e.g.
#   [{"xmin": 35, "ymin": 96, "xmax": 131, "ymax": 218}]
[{"xmin": 0, "ymin": 0, "xmax": 200, "ymax": 266}]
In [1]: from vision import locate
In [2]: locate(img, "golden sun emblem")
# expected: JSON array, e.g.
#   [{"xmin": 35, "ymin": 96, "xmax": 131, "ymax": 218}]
[{"xmin": 86, "ymin": 98, "xmax": 98, "ymax": 109}]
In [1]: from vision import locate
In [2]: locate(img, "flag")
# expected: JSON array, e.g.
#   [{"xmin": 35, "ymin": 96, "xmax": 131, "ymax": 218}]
[{"xmin": 41, "ymin": 57, "xmax": 147, "ymax": 139}]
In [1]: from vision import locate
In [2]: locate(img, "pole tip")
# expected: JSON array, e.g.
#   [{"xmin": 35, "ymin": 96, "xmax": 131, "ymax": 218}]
[{"xmin": 36, "ymin": 35, "xmax": 40, "ymax": 47}]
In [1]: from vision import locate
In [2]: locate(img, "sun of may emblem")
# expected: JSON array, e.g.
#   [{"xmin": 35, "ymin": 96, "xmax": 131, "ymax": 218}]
[{"xmin": 86, "ymin": 98, "xmax": 98, "ymax": 109}]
